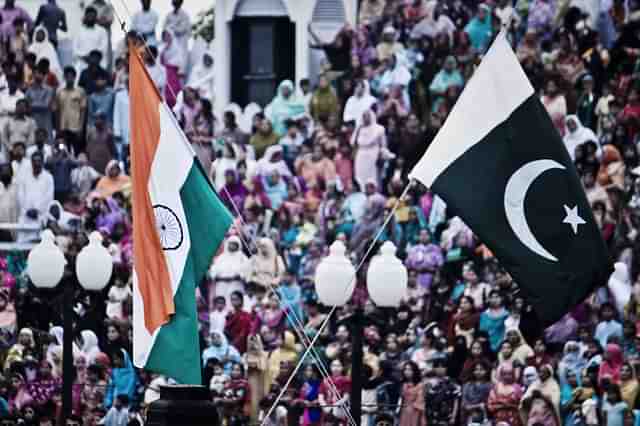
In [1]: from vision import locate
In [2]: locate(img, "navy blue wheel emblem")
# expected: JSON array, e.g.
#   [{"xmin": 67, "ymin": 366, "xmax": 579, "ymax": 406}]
[{"xmin": 153, "ymin": 205, "xmax": 183, "ymax": 250}]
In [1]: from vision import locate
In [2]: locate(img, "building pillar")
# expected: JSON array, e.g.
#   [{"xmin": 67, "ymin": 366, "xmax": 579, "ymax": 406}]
[
  {"xmin": 295, "ymin": 19, "xmax": 310, "ymax": 87},
  {"xmin": 214, "ymin": 2, "xmax": 231, "ymax": 117}
]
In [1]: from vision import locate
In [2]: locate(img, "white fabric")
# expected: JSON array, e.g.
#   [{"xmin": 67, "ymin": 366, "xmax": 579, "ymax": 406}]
[
  {"xmin": 563, "ymin": 115, "xmax": 599, "ymax": 160},
  {"xmin": 608, "ymin": 262, "xmax": 631, "ymax": 317},
  {"xmin": 343, "ymin": 81, "xmax": 377, "ymax": 125},
  {"xmin": 72, "ymin": 24, "xmax": 108, "ymax": 72},
  {"xmin": 113, "ymin": 89, "xmax": 130, "ymax": 146},
  {"xmin": 133, "ymin": 101, "xmax": 195, "ymax": 370},
  {"xmin": 188, "ymin": 52, "xmax": 215, "ymax": 101},
  {"xmin": 409, "ymin": 31, "xmax": 534, "ymax": 187},
  {"xmin": 146, "ymin": 63, "xmax": 167, "ymax": 97},
  {"xmin": 131, "ymin": 9, "xmax": 159, "ymax": 44},
  {"xmin": 29, "ymin": 26, "xmax": 62, "ymax": 80},
  {"xmin": 16, "ymin": 169, "xmax": 53, "ymax": 242}
]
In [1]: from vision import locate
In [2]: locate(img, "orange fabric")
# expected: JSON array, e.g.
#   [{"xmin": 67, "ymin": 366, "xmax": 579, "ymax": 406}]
[{"xmin": 129, "ymin": 44, "xmax": 174, "ymax": 335}]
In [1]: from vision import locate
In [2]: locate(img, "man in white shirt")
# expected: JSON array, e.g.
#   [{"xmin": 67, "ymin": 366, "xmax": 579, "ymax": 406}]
[
  {"xmin": 113, "ymin": 75, "xmax": 130, "ymax": 162},
  {"xmin": 0, "ymin": 163, "xmax": 17, "ymax": 226},
  {"xmin": 162, "ymin": 0, "xmax": 191, "ymax": 52},
  {"xmin": 16, "ymin": 152, "xmax": 53, "ymax": 242},
  {"xmin": 73, "ymin": 7, "xmax": 109, "ymax": 77},
  {"xmin": 131, "ymin": 0, "xmax": 159, "ymax": 46}
]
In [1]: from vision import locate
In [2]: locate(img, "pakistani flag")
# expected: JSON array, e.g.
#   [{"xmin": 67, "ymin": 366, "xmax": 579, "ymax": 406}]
[
  {"xmin": 129, "ymin": 44, "xmax": 233, "ymax": 384},
  {"xmin": 409, "ymin": 32, "xmax": 612, "ymax": 326}
]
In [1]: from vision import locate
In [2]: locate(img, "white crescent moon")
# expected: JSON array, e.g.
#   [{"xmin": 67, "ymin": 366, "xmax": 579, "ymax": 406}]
[{"xmin": 504, "ymin": 159, "xmax": 565, "ymax": 262}]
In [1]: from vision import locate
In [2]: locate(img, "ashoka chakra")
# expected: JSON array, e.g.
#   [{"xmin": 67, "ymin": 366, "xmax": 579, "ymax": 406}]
[{"xmin": 153, "ymin": 205, "xmax": 183, "ymax": 250}]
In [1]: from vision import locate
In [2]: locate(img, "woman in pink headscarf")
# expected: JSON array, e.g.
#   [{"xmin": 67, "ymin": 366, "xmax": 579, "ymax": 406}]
[{"xmin": 599, "ymin": 343, "xmax": 624, "ymax": 386}]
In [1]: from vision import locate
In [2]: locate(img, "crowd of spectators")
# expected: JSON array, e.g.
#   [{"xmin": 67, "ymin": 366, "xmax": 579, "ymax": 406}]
[{"xmin": 0, "ymin": 0, "xmax": 640, "ymax": 425}]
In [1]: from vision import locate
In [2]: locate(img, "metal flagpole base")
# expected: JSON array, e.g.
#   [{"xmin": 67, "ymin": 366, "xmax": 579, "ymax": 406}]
[{"xmin": 146, "ymin": 385, "xmax": 220, "ymax": 425}]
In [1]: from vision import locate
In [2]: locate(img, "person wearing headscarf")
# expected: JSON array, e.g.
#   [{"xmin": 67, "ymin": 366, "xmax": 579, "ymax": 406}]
[
  {"xmin": 343, "ymin": 80, "xmax": 377, "ymax": 125},
  {"xmin": 187, "ymin": 51, "xmax": 215, "ymax": 101},
  {"xmin": 209, "ymin": 236, "xmax": 249, "ymax": 307},
  {"xmin": 309, "ymin": 74, "xmax": 340, "ymax": 122},
  {"xmin": 159, "ymin": 29, "xmax": 186, "ymax": 108},
  {"xmin": 244, "ymin": 334, "xmax": 267, "ymax": 420},
  {"xmin": 96, "ymin": 160, "xmax": 130, "ymax": 198},
  {"xmin": 619, "ymin": 362, "xmax": 639, "ymax": 409},
  {"xmin": 4, "ymin": 327, "xmax": 35, "ymax": 371},
  {"xmin": 220, "ymin": 169, "xmax": 249, "ymax": 214},
  {"xmin": 80, "ymin": 329, "xmax": 101, "ymax": 365},
  {"xmin": 411, "ymin": 0, "xmax": 456, "ymax": 40},
  {"xmin": 210, "ymin": 142, "xmax": 238, "ymax": 191},
  {"xmin": 248, "ymin": 238, "xmax": 285, "ymax": 289},
  {"xmin": 505, "ymin": 328, "xmax": 535, "ymax": 365},
  {"xmin": 250, "ymin": 119, "xmax": 280, "ymax": 160},
  {"xmin": 598, "ymin": 145, "xmax": 625, "ymax": 188},
  {"xmin": 257, "ymin": 145, "xmax": 292, "ymax": 180},
  {"xmin": 429, "ymin": 55, "xmax": 464, "ymax": 98},
  {"xmin": 202, "ymin": 330, "xmax": 242, "ymax": 375},
  {"xmin": 558, "ymin": 341, "xmax": 587, "ymax": 388},
  {"xmin": 265, "ymin": 331, "xmax": 298, "ymax": 391},
  {"xmin": 29, "ymin": 26, "xmax": 62, "ymax": 81},
  {"xmin": 599, "ymin": 343, "xmax": 625, "ymax": 386},
  {"xmin": 351, "ymin": 110, "xmax": 386, "ymax": 190},
  {"xmin": 487, "ymin": 363, "xmax": 524, "ymax": 425},
  {"xmin": 465, "ymin": 4, "xmax": 493, "ymax": 52},
  {"xmin": 520, "ymin": 364, "xmax": 561, "ymax": 425},
  {"xmin": 262, "ymin": 169, "xmax": 288, "ymax": 210},
  {"xmin": 103, "ymin": 349, "xmax": 137, "ymax": 408},
  {"xmin": 564, "ymin": 115, "xmax": 599, "ymax": 161},
  {"xmin": 379, "ymin": 53, "xmax": 412, "ymax": 103},
  {"xmin": 267, "ymin": 80, "xmax": 306, "ymax": 136},
  {"xmin": 294, "ymin": 144, "xmax": 337, "ymax": 190}
]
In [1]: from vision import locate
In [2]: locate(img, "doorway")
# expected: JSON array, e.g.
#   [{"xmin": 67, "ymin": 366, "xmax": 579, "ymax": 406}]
[{"xmin": 231, "ymin": 17, "xmax": 296, "ymax": 107}]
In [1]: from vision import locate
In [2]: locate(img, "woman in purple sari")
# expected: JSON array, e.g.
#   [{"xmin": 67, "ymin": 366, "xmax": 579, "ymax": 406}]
[
  {"xmin": 405, "ymin": 229, "xmax": 444, "ymax": 292},
  {"xmin": 220, "ymin": 169, "xmax": 249, "ymax": 215}
]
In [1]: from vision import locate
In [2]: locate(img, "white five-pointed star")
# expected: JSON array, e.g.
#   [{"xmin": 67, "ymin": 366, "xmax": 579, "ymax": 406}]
[{"xmin": 563, "ymin": 205, "xmax": 586, "ymax": 234}]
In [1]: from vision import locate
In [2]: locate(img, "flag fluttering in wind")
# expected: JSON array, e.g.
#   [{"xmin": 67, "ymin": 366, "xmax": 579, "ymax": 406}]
[
  {"xmin": 129, "ymin": 45, "xmax": 232, "ymax": 384},
  {"xmin": 409, "ymin": 31, "xmax": 612, "ymax": 326}
]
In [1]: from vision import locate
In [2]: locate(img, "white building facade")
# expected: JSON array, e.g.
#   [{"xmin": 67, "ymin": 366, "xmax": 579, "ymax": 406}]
[{"xmin": 214, "ymin": 0, "xmax": 356, "ymax": 114}]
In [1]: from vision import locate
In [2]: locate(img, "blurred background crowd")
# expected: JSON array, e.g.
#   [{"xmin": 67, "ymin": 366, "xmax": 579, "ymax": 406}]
[{"xmin": 0, "ymin": 0, "xmax": 640, "ymax": 425}]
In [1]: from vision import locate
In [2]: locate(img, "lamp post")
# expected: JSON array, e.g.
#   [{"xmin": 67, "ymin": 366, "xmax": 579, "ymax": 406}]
[
  {"xmin": 314, "ymin": 241, "xmax": 407, "ymax": 424},
  {"xmin": 27, "ymin": 230, "xmax": 113, "ymax": 422}
]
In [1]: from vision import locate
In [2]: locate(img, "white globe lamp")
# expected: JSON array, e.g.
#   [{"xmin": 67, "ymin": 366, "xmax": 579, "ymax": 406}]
[
  {"xmin": 27, "ymin": 230, "xmax": 66, "ymax": 289},
  {"xmin": 314, "ymin": 241, "xmax": 356, "ymax": 306},
  {"xmin": 76, "ymin": 232, "xmax": 113, "ymax": 291},
  {"xmin": 366, "ymin": 242, "xmax": 408, "ymax": 307}
]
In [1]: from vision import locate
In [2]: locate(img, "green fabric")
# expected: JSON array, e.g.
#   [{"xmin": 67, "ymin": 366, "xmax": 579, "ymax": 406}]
[
  {"xmin": 310, "ymin": 87, "xmax": 339, "ymax": 121},
  {"xmin": 145, "ymin": 160, "xmax": 233, "ymax": 384},
  {"xmin": 250, "ymin": 131, "xmax": 280, "ymax": 159}
]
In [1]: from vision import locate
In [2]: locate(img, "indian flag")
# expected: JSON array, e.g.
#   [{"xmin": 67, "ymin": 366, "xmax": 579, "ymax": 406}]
[{"xmin": 130, "ymin": 45, "xmax": 232, "ymax": 384}]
